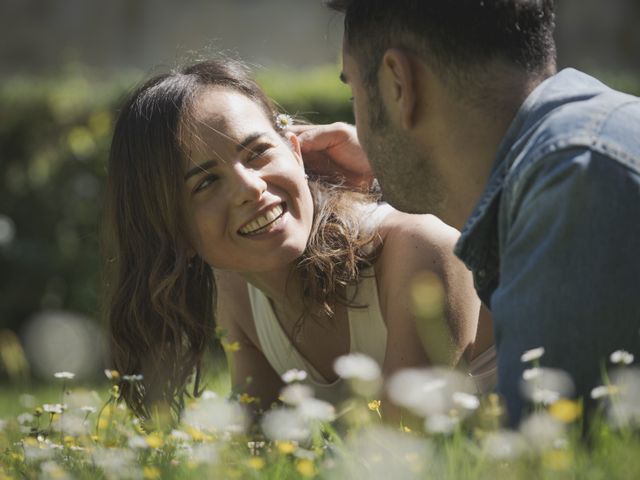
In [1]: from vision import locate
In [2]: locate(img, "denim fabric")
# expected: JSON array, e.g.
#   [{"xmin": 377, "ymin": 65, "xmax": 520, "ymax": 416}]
[{"xmin": 455, "ymin": 68, "xmax": 640, "ymax": 425}]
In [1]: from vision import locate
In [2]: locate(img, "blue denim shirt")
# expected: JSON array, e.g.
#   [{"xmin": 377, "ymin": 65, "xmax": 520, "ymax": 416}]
[{"xmin": 455, "ymin": 68, "xmax": 640, "ymax": 424}]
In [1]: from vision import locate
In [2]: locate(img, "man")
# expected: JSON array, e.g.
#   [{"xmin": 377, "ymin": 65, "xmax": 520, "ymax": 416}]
[{"xmin": 294, "ymin": 0, "xmax": 640, "ymax": 424}]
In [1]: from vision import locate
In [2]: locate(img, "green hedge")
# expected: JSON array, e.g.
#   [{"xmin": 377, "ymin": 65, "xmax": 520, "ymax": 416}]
[
  {"xmin": 0, "ymin": 64, "xmax": 353, "ymax": 334},
  {"xmin": 1, "ymin": 65, "xmax": 639, "ymax": 335}
]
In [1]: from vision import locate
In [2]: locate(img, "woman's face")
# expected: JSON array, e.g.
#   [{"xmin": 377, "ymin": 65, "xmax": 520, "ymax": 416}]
[{"xmin": 181, "ymin": 88, "xmax": 314, "ymax": 273}]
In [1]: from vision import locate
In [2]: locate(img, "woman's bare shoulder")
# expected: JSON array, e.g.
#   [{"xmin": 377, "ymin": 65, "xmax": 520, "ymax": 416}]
[{"xmin": 376, "ymin": 209, "xmax": 460, "ymax": 262}]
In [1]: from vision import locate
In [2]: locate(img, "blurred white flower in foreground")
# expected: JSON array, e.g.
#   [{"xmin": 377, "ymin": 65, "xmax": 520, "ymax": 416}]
[
  {"xmin": 40, "ymin": 461, "xmax": 71, "ymax": 480},
  {"xmin": 261, "ymin": 408, "xmax": 310, "ymax": 442},
  {"xmin": 590, "ymin": 384, "xmax": 619, "ymax": 400},
  {"xmin": 297, "ymin": 397, "xmax": 336, "ymax": 422},
  {"xmin": 334, "ymin": 353, "xmax": 381, "ymax": 381},
  {"xmin": 280, "ymin": 383, "xmax": 314, "ymax": 406},
  {"xmin": 452, "ymin": 391, "xmax": 480, "ymax": 411},
  {"xmin": 43, "ymin": 404, "xmax": 66, "ymax": 415},
  {"xmin": 200, "ymin": 390, "xmax": 217, "ymax": 400},
  {"xmin": 127, "ymin": 435, "xmax": 149, "ymax": 449},
  {"xmin": 520, "ymin": 347, "xmax": 545, "ymax": 363},
  {"xmin": 282, "ymin": 368, "xmax": 308, "ymax": 383},
  {"xmin": 17, "ymin": 413, "xmax": 33, "ymax": 424},
  {"xmin": 483, "ymin": 430, "xmax": 527, "ymax": 460},
  {"xmin": 334, "ymin": 352, "xmax": 383, "ymax": 396},
  {"xmin": 53, "ymin": 371, "xmax": 75, "ymax": 380},
  {"xmin": 520, "ymin": 367, "xmax": 574, "ymax": 406},
  {"xmin": 610, "ymin": 350, "xmax": 635, "ymax": 366},
  {"xmin": 336, "ymin": 426, "xmax": 436, "ymax": 480},
  {"xmin": 23, "ymin": 310, "xmax": 105, "ymax": 380},
  {"xmin": 387, "ymin": 367, "xmax": 474, "ymax": 418},
  {"xmin": 169, "ymin": 429, "xmax": 191, "ymax": 443},
  {"xmin": 91, "ymin": 448, "xmax": 137, "ymax": 477},
  {"xmin": 424, "ymin": 414, "xmax": 459, "ymax": 435},
  {"xmin": 605, "ymin": 367, "xmax": 640, "ymax": 428},
  {"xmin": 0, "ymin": 214, "xmax": 16, "ymax": 247},
  {"xmin": 519, "ymin": 412, "xmax": 565, "ymax": 451},
  {"xmin": 59, "ymin": 412, "xmax": 87, "ymax": 435},
  {"xmin": 190, "ymin": 443, "xmax": 219, "ymax": 465},
  {"xmin": 182, "ymin": 397, "xmax": 247, "ymax": 435}
]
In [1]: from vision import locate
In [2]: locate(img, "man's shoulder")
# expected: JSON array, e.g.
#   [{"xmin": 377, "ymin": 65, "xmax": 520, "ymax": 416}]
[{"xmin": 506, "ymin": 72, "xmax": 640, "ymax": 191}]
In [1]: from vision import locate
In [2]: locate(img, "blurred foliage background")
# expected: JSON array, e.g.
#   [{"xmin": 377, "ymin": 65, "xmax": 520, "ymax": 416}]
[{"xmin": 0, "ymin": 0, "xmax": 639, "ymax": 384}]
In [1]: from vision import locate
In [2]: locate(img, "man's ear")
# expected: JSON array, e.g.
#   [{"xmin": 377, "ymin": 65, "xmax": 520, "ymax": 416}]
[
  {"xmin": 284, "ymin": 131, "xmax": 303, "ymax": 165},
  {"xmin": 379, "ymin": 48, "xmax": 418, "ymax": 130}
]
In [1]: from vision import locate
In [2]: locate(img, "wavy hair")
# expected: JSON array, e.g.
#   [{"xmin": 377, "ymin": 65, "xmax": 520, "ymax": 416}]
[{"xmin": 104, "ymin": 59, "xmax": 380, "ymax": 419}]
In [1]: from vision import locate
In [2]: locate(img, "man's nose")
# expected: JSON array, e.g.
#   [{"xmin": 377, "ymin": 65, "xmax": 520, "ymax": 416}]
[{"xmin": 231, "ymin": 165, "xmax": 267, "ymax": 205}]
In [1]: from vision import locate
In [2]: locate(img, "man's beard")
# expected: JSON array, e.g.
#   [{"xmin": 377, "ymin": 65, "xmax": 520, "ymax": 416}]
[{"xmin": 364, "ymin": 94, "xmax": 447, "ymax": 217}]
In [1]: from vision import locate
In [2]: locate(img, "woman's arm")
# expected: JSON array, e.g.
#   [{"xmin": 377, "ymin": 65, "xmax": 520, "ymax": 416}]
[
  {"xmin": 375, "ymin": 211, "xmax": 481, "ymax": 376},
  {"xmin": 214, "ymin": 270, "xmax": 284, "ymax": 411}
]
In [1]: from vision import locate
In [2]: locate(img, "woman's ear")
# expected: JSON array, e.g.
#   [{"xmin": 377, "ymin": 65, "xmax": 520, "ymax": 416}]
[{"xmin": 284, "ymin": 131, "xmax": 303, "ymax": 165}]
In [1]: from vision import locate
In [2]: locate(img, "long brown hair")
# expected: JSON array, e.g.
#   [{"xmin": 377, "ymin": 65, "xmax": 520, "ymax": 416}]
[{"xmin": 104, "ymin": 59, "xmax": 379, "ymax": 418}]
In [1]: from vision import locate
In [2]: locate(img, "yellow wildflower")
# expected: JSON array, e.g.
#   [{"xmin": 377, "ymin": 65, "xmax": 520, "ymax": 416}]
[
  {"xmin": 543, "ymin": 449, "xmax": 572, "ymax": 471},
  {"xmin": 222, "ymin": 341, "xmax": 241, "ymax": 353},
  {"xmin": 247, "ymin": 457, "xmax": 266, "ymax": 470},
  {"xmin": 549, "ymin": 399, "xmax": 582, "ymax": 423},
  {"xmin": 277, "ymin": 441, "xmax": 297, "ymax": 454},
  {"xmin": 34, "ymin": 407, "xmax": 43, "ymax": 417},
  {"xmin": 296, "ymin": 459, "xmax": 317, "ymax": 477},
  {"xmin": 143, "ymin": 466, "xmax": 161, "ymax": 479},
  {"xmin": 145, "ymin": 433, "xmax": 164, "ymax": 449},
  {"xmin": 23, "ymin": 437, "xmax": 38, "ymax": 447},
  {"xmin": 368, "ymin": 400, "xmax": 382, "ymax": 411},
  {"xmin": 239, "ymin": 393, "xmax": 258, "ymax": 405},
  {"xmin": 9, "ymin": 451, "xmax": 24, "ymax": 462},
  {"xmin": 110, "ymin": 385, "xmax": 120, "ymax": 398}
]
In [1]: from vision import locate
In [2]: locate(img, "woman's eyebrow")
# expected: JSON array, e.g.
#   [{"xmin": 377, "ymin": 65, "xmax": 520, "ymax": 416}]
[
  {"xmin": 184, "ymin": 160, "xmax": 217, "ymax": 182},
  {"xmin": 184, "ymin": 132, "xmax": 271, "ymax": 182},
  {"xmin": 235, "ymin": 131, "xmax": 269, "ymax": 152}
]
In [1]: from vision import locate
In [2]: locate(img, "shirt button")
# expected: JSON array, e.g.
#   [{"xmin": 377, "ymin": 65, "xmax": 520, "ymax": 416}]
[{"xmin": 477, "ymin": 269, "xmax": 486, "ymax": 278}]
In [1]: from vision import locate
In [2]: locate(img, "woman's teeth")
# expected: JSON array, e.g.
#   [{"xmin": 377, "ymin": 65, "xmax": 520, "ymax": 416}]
[{"xmin": 239, "ymin": 204, "xmax": 284, "ymax": 235}]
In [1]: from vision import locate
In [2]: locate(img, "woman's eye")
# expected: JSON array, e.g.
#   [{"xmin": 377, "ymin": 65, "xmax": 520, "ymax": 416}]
[
  {"xmin": 247, "ymin": 144, "xmax": 273, "ymax": 162},
  {"xmin": 194, "ymin": 174, "xmax": 218, "ymax": 193}
]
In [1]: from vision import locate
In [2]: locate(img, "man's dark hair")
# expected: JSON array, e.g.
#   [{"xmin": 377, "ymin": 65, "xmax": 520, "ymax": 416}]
[{"xmin": 328, "ymin": 0, "xmax": 556, "ymax": 88}]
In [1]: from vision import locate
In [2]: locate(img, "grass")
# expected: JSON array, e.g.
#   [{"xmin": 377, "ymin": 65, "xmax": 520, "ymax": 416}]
[{"xmin": 0, "ymin": 358, "xmax": 639, "ymax": 479}]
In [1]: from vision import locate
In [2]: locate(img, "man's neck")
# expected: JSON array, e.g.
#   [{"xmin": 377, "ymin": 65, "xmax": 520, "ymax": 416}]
[{"xmin": 432, "ymin": 67, "xmax": 545, "ymax": 230}]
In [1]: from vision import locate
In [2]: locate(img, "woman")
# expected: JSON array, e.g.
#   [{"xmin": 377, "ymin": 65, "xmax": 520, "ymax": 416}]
[{"xmin": 105, "ymin": 59, "xmax": 494, "ymax": 419}]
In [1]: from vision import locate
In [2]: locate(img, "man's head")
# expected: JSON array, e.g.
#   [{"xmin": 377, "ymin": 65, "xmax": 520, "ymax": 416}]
[
  {"xmin": 330, "ymin": 0, "xmax": 556, "ymax": 95},
  {"xmin": 330, "ymin": 0, "xmax": 557, "ymax": 216}
]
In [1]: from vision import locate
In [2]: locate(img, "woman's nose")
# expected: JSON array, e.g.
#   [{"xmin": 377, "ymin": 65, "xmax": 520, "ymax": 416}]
[{"xmin": 231, "ymin": 165, "xmax": 267, "ymax": 205}]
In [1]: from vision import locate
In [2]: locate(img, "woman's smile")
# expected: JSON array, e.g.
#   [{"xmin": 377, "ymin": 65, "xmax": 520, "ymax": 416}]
[{"xmin": 238, "ymin": 202, "xmax": 287, "ymax": 236}]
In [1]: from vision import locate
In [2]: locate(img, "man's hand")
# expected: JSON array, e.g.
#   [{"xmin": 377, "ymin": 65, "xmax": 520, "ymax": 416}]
[{"xmin": 291, "ymin": 122, "xmax": 374, "ymax": 190}]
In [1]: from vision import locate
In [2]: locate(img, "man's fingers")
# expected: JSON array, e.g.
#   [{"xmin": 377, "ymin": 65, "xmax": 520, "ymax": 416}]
[
  {"xmin": 289, "ymin": 124, "xmax": 317, "ymax": 134},
  {"xmin": 294, "ymin": 123, "xmax": 354, "ymax": 152}
]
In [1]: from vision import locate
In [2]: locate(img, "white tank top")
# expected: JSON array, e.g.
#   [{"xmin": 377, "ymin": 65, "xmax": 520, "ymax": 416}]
[
  {"xmin": 248, "ymin": 267, "xmax": 387, "ymax": 404},
  {"xmin": 246, "ymin": 202, "xmax": 497, "ymax": 403}
]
